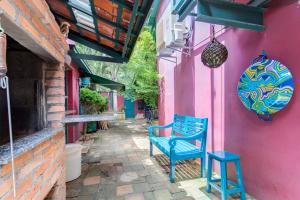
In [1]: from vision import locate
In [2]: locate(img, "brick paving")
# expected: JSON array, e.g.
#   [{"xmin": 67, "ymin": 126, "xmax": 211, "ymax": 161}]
[{"xmin": 66, "ymin": 120, "xmax": 254, "ymax": 200}]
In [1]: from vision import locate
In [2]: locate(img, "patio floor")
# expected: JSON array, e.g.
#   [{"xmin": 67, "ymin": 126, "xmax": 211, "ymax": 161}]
[{"xmin": 66, "ymin": 119, "xmax": 254, "ymax": 200}]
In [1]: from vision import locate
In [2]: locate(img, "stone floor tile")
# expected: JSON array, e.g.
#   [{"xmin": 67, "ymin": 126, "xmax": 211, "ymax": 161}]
[
  {"xmin": 67, "ymin": 120, "xmax": 255, "ymax": 200},
  {"xmin": 117, "ymin": 184, "xmax": 134, "ymax": 196},
  {"xmin": 83, "ymin": 176, "xmax": 101, "ymax": 186},
  {"xmin": 143, "ymin": 191, "xmax": 155, "ymax": 200},
  {"xmin": 80, "ymin": 185, "xmax": 99, "ymax": 196},
  {"xmin": 153, "ymin": 189, "xmax": 172, "ymax": 200},
  {"xmin": 133, "ymin": 182, "xmax": 151, "ymax": 193},
  {"xmin": 125, "ymin": 193, "xmax": 145, "ymax": 200}
]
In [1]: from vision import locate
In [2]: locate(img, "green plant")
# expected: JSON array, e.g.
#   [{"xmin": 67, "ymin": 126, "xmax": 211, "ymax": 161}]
[
  {"xmin": 119, "ymin": 106, "xmax": 125, "ymax": 112},
  {"xmin": 76, "ymin": 27, "xmax": 159, "ymax": 109},
  {"xmin": 80, "ymin": 88, "xmax": 108, "ymax": 114}
]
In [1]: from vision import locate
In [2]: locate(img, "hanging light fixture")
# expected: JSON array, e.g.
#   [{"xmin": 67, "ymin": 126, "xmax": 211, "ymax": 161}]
[
  {"xmin": 0, "ymin": 22, "xmax": 16, "ymax": 198},
  {"xmin": 201, "ymin": 25, "xmax": 228, "ymax": 68},
  {"xmin": 0, "ymin": 28, "xmax": 7, "ymax": 77}
]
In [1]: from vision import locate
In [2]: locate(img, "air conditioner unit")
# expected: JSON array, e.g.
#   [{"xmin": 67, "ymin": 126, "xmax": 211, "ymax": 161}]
[{"xmin": 156, "ymin": 3, "xmax": 190, "ymax": 57}]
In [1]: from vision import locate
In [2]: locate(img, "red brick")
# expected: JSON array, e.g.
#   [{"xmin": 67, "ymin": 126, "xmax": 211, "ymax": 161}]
[
  {"xmin": 15, "ymin": 151, "xmax": 33, "ymax": 168},
  {"xmin": 16, "ymin": 176, "xmax": 33, "ymax": 199},
  {"xmin": 32, "ymin": 16, "xmax": 49, "ymax": 39},
  {"xmin": 0, "ymin": 0, "xmax": 16, "ymax": 20},
  {"xmin": 33, "ymin": 140, "xmax": 50, "ymax": 156},
  {"xmin": 35, "ymin": 160, "xmax": 51, "ymax": 178},
  {"xmin": 47, "ymin": 112, "xmax": 65, "ymax": 121},
  {"xmin": 45, "ymin": 79, "xmax": 65, "ymax": 87},
  {"xmin": 52, "ymin": 131, "xmax": 65, "ymax": 141},
  {"xmin": 48, "ymin": 105, "xmax": 65, "ymax": 113},
  {"xmin": 46, "ymin": 87, "xmax": 64, "ymax": 96},
  {"xmin": 18, "ymin": 159, "xmax": 41, "ymax": 178},
  {"xmin": 47, "ymin": 96, "xmax": 65, "ymax": 104},
  {"xmin": 46, "ymin": 71, "xmax": 64, "ymax": 79},
  {"xmin": 2, "ymin": 192, "xmax": 13, "ymax": 200},
  {"xmin": 41, "ymin": 37, "xmax": 63, "ymax": 62},
  {"xmin": 14, "ymin": 1, "xmax": 30, "ymax": 17},
  {"xmin": 23, "ymin": 178, "xmax": 42, "ymax": 200},
  {"xmin": 43, "ymin": 164, "xmax": 57, "ymax": 182},
  {"xmin": 0, "ymin": 177, "xmax": 12, "ymax": 198},
  {"xmin": 43, "ymin": 145, "xmax": 56, "ymax": 159},
  {"xmin": 19, "ymin": 16, "xmax": 41, "ymax": 43},
  {"xmin": 50, "ymin": 121, "xmax": 64, "ymax": 128},
  {"xmin": 0, "ymin": 163, "xmax": 11, "ymax": 176}
]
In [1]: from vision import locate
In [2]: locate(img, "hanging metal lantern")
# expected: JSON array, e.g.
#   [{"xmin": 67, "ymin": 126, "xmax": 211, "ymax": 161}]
[
  {"xmin": 0, "ymin": 30, "xmax": 7, "ymax": 77},
  {"xmin": 201, "ymin": 25, "xmax": 228, "ymax": 68}
]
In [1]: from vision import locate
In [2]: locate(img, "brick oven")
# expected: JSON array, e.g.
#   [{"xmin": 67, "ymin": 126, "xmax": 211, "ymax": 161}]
[{"xmin": 0, "ymin": 1, "xmax": 68, "ymax": 199}]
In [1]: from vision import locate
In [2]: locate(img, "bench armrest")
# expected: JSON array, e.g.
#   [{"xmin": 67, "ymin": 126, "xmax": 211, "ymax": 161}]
[
  {"xmin": 148, "ymin": 123, "xmax": 173, "ymax": 137},
  {"xmin": 168, "ymin": 131, "xmax": 205, "ymax": 147}
]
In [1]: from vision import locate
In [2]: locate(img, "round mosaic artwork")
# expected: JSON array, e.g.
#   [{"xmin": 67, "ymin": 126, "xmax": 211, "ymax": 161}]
[{"xmin": 237, "ymin": 58, "xmax": 294, "ymax": 115}]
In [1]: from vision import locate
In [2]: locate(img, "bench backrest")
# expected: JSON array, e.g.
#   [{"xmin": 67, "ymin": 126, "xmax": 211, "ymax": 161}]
[{"xmin": 172, "ymin": 114, "xmax": 208, "ymax": 146}]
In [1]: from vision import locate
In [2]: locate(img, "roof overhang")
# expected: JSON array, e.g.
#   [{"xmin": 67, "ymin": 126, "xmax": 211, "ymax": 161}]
[{"xmin": 46, "ymin": 0, "xmax": 154, "ymax": 62}]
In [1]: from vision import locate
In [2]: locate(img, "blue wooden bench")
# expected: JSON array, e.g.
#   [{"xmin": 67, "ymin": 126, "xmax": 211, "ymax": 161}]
[{"xmin": 148, "ymin": 114, "xmax": 208, "ymax": 182}]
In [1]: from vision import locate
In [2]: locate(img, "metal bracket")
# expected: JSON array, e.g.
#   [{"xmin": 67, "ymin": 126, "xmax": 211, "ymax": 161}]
[{"xmin": 167, "ymin": 46, "xmax": 192, "ymax": 56}]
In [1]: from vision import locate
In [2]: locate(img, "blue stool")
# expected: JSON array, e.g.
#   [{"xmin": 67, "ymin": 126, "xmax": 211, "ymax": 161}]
[{"xmin": 207, "ymin": 151, "xmax": 246, "ymax": 200}]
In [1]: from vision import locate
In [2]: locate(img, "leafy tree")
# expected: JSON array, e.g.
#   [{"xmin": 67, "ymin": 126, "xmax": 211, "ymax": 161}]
[
  {"xmin": 80, "ymin": 88, "xmax": 108, "ymax": 114},
  {"xmin": 76, "ymin": 27, "xmax": 158, "ymax": 108}
]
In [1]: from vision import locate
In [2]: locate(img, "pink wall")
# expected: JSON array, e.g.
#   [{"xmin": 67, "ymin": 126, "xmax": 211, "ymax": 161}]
[
  {"xmin": 134, "ymin": 99, "xmax": 145, "ymax": 115},
  {"xmin": 101, "ymin": 92, "xmax": 110, "ymax": 111},
  {"xmin": 67, "ymin": 62, "xmax": 83, "ymax": 143},
  {"xmin": 158, "ymin": 1, "xmax": 300, "ymax": 199},
  {"xmin": 117, "ymin": 95, "xmax": 124, "ymax": 112},
  {"xmin": 101, "ymin": 92, "xmax": 124, "ymax": 112}
]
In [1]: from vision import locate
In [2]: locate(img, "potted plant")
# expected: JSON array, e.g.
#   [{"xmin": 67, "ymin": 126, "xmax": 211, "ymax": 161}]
[
  {"xmin": 118, "ymin": 106, "xmax": 125, "ymax": 120},
  {"xmin": 80, "ymin": 88, "xmax": 108, "ymax": 134}
]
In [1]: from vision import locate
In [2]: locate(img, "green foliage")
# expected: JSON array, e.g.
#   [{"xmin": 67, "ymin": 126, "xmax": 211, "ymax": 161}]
[
  {"xmin": 76, "ymin": 27, "xmax": 159, "ymax": 109},
  {"xmin": 122, "ymin": 27, "xmax": 158, "ymax": 108},
  {"xmin": 80, "ymin": 88, "xmax": 108, "ymax": 114}
]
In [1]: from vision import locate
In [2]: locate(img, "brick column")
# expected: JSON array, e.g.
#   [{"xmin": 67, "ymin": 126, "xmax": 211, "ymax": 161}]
[{"xmin": 46, "ymin": 63, "xmax": 66, "ymax": 128}]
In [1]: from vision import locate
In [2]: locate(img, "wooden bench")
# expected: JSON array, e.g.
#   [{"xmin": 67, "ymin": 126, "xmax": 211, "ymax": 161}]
[{"xmin": 148, "ymin": 114, "xmax": 208, "ymax": 182}]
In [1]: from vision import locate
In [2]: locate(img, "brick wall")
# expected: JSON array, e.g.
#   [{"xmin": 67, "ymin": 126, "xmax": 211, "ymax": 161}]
[
  {"xmin": 46, "ymin": 63, "xmax": 66, "ymax": 129},
  {"xmin": 0, "ymin": 131, "xmax": 65, "ymax": 200},
  {"xmin": 0, "ymin": 0, "xmax": 68, "ymax": 63},
  {"xmin": 0, "ymin": 0, "xmax": 69, "ymax": 199}
]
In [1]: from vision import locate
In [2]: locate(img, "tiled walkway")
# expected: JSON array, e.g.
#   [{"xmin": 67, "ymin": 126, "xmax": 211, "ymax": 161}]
[{"xmin": 66, "ymin": 120, "xmax": 253, "ymax": 200}]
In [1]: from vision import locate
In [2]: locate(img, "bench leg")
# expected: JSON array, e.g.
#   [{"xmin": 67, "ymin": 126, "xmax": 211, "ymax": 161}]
[
  {"xmin": 170, "ymin": 159, "xmax": 175, "ymax": 183},
  {"xmin": 206, "ymin": 156, "xmax": 212, "ymax": 193},
  {"xmin": 201, "ymin": 156, "xmax": 206, "ymax": 178},
  {"xmin": 235, "ymin": 161, "xmax": 246, "ymax": 200},
  {"xmin": 220, "ymin": 161, "xmax": 228, "ymax": 200},
  {"xmin": 150, "ymin": 141, "xmax": 153, "ymax": 157}
]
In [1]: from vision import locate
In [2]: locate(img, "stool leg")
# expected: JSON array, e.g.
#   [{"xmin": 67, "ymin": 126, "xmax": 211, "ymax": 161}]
[
  {"xmin": 206, "ymin": 156, "xmax": 212, "ymax": 193},
  {"xmin": 201, "ymin": 156, "xmax": 206, "ymax": 178},
  {"xmin": 150, "ymin": 141, "xmax": 153, "ymax": 157},
  {"xmin": 220, "ymin": 161, "xmax": 228, "ymax": 200},
  {"xmin": 170, "ymin": 159, "xmax": 176, "ymax": 183},
  {"xmin": 235, "ymin": 161, "xmax": 246, "ymax": 200}
]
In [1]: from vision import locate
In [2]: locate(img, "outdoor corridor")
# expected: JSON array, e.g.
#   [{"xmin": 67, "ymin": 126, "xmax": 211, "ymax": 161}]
[{"xmin": 66, "ymin": 120, "xmax": 253, "ymax": 200}]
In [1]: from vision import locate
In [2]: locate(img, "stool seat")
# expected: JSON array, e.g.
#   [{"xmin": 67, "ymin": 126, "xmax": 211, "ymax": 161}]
[
  {"xmin": 207, "ymin": 151, "xmax": 246, "ymax": 200},
  {"xmin": 208, "ymin": 151, "xmax": 240, "ymax": 161}
]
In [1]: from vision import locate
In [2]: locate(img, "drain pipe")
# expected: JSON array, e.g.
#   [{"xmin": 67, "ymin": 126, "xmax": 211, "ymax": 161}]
[{"xmin": 0, "ymin": 24, "xmax": 16, "ymax": 198}]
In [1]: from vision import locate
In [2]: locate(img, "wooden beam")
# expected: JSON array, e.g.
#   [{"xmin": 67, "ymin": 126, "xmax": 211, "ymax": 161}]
[
  {"xmin": 115, "ymin": 5, "xmax": 123, "ymax": 48},
  {"xmin": 122, "ymin": 0, "xmax": 139, "ymax": 58},
  {"xmin": 113, "ymin": 0, "xmax": 144, "ymax": 16},
  {"xmin": 67, "ymin": 1, "xmax": 137, "ymax": 37},
  {"xmin": 89, "ymin": 0, "xmax": 101, "ymax": 42},
  {"xmin": 54, "ymin": 13, "xmax": 126, "ymax": 48},
  {"xmin": 69, "ymin": 52, "xmax": 124, "ymax": 63},
  {"xmin": 248, "ymin": 0, "xmax": 271, "ymax": 7},
  {"xmin": 197, "ymin": 0, "xmax": 265, "ymax": 31},
  {"xmin": 177, "ymin": 0, "xmax": 197, "ymax": 22},
  {"xmin": 68, "ymin": 31, "xmax": 123, "ymax": 59}
]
